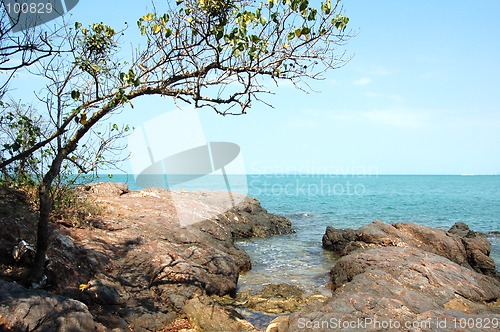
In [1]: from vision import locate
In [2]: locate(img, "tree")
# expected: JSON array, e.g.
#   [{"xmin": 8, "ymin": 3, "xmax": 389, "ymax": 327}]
[
  {"xmin": 0, "ymin": 0, "xmax": 351, "ymax": 284},
  {"xmin": 0, "ymin": 8, "xmax": 70, "ymax": 99},
  {"xmin": 0, "ymin": 7, "xmax": 73, "ymax": 182}
]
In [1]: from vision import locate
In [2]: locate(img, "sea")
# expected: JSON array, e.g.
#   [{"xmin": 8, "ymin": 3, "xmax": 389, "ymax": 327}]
[{"xmin": 102, "ymin": 174, "xmax": 500, "ymax": 295}]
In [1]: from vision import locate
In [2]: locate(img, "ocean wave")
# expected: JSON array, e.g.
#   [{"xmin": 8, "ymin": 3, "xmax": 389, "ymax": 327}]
[
  {"xmin": 285, "ymin": 212, "xmax": 318, "ymax": 219},
  {"xmin": 488, "ymin": 231, "xmax": 500, "ymax": 238}
]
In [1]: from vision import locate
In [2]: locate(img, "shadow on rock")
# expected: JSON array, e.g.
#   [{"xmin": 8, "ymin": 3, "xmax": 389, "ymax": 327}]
[{"xmin": 0, "ymin": 183, "xmax": 293, "ymax": 331}]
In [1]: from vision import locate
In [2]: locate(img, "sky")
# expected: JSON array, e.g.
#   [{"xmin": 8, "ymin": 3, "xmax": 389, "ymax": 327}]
[{"xmin": 5, "ymin": 0, "xmax": 500, "ymax": 175}]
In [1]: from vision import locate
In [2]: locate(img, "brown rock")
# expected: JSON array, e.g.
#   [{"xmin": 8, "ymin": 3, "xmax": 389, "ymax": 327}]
[
  {"xmin": 0, "ymin": 280, "xmax": 98, "ymax": 331},
  {"xmin": 266, "ymin": 315, "xmax": 290, "ymax": 332},
  {"xmin": 448, "ymin": 222, "xmax": 481, "ymax": 238},
  {"xmin": 242, "ymin": 284, "xmax": 307, "ymax": 314},
  {"xmin": 184, "ymin": 295, "xmax": 258, "ymax": 332},
  {"xmin": 322, "ymin": 220, "xmax": 498, "ymax": 277},
  {"xmin": 81, "ymin": 182, "xmax": 129, "ymax": 197},
  {"xmin": 322, "ymin": 226, "xmax": 356, "ymax": 253},
  {"xmin": 287, "ymin": 246, "xmax": 500, "ymax": 332},
  {"xmin": 0, "ymin": 184, "xmax": 293, "ymax": 330}
]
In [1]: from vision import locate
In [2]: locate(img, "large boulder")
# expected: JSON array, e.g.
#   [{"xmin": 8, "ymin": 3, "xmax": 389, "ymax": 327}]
[
  {"xmin": 322, "ymin": 220, "xmax": 497, "ymax": 276},
  {"xmin": 0, "ymin": 280, "xmax": 98, "ymax": 331},
  {"xmin": 280, "ymin": 221, "xmax": 500, "ymax": 331},
  {"xmin": 284, "ymin": 246, "xmax": 500, "ymax": 331}
]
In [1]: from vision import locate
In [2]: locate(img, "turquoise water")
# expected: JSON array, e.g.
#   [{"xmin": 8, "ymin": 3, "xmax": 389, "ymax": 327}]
[{"xmin": 103, "ymin": 174, "xmax": 500, "ymax": 293}]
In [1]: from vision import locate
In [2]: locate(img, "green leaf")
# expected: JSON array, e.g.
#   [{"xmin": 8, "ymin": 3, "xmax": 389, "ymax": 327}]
[
  {"xmin": 71, "ymin": 90, "xmax": 80, "ymax": 100},
  {"xmin": 321, "ymin": 0, "xmax": 332, "ymax": 15},
  {"xmin": 299, "ymin": 0, "xmax": 309, "ymax": 12},
  {"xmin": 11, "ymin": 142, "xmax": 21, "ymax": 152},
  {"xmin": 307, "ymin": 8, "xmax": 317, "ymax": 21},
  {"xmin": 75, "ymin": 22, "xmax": 82, "ymax": 29},
  {"xmin": 215, "ymin": 29, "xmax": 223, "ymax": 41},
  {"xmin": 333, "ymin": 14, "xmax": 349, "ymax": 31}
]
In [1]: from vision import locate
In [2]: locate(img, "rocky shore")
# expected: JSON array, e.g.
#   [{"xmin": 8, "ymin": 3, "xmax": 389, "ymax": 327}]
[
  {"xmin": 0, "ymin": 183, "xmax": 293, "ymax": 331},
  {"xmin": 1, "ymin": 183, "xmax": 499, "ymax": 331},
  {"xmin": 277, "ymin": 221, "xmax": 500, "ymax": 331}
]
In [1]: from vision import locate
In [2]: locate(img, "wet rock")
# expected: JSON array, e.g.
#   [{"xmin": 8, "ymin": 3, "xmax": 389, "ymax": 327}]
[
  {"xmin": 0, "ymin": 279, "xmax": 98, "ymax": 331},
  {"xmin": 230, "ymin": 197, "xmax": 294, "ymax": 238},
  {"xmin": 239, "ymin": 284, "xmax": 329, "ymax": 315},
  {"xmin": 322, "ymin": 226, "xmax": 356, "ymax": 253},
  {"xmin": 184, "ymin": 295, "xmax": 258, "ymax": 332},
  {"xmin": 448, "ymin": 222, "xmax": 483, "ymax": 238},
  {"xmin": 243, "ymin": 284, "xmax": 306, "ymax": 314}
]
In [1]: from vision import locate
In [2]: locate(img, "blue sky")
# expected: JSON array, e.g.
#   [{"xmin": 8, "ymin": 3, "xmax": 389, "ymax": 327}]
[{"xmin": 7, "ymin": 0, "xmax": 500, "ymax": 175}]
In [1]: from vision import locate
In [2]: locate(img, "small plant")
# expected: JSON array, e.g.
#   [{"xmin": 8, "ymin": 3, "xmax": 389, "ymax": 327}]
[{"xmin": 51, "ymin": 185, "xmax": 102, "ymax": 228}]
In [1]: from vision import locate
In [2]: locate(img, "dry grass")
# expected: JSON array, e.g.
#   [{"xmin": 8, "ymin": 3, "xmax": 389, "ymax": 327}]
[
  {"xmin": 0, "ymin": 183, "xmax": 103, "ymax": 229},
  {"xmin": 51, "ymin": 186, "xmax": 103, "ymax": 228}
]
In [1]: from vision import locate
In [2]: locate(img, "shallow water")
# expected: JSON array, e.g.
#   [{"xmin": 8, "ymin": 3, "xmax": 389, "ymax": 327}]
[
  {"xmin": 106, "ymin": 174, "xmax": 500, "ymax": 292},
  {"xmin": 237, "ymin": 175, "xmax": 500, "ymax": 293},
  {"xmin": 236, "ymin": 231, "xmax": 338, "ymax": 295}
]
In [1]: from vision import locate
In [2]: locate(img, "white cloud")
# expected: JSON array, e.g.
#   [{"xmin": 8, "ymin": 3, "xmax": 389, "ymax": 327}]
[{"xmin": 353, "ymin": 77, "xmax": 372, "ymax": 86}]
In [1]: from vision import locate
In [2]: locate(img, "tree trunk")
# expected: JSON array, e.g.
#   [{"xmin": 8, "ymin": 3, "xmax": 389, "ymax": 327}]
[
  {"xmin": 28, "ymin": 152, "xmax": 65, "ymax": 285},
  {"xmin": 29, "ymin": 181, "xmax": 52, "ymax": 284}
]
